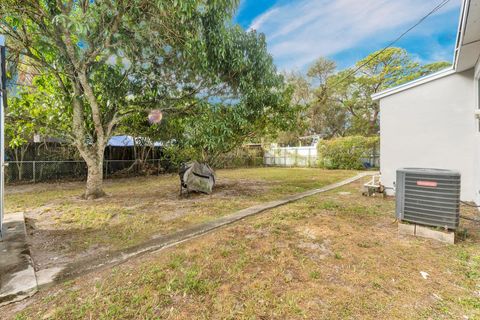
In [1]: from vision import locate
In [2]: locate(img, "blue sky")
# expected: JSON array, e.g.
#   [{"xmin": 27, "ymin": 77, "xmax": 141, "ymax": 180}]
[{"xmin": 234, "ymin": 0, "xmax": 462, "ymax": 72}]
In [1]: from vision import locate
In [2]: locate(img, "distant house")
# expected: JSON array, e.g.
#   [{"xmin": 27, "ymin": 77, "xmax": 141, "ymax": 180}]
[{"xmin": 372, "ymin": 0, "xmax": 480, "ymax": 203}]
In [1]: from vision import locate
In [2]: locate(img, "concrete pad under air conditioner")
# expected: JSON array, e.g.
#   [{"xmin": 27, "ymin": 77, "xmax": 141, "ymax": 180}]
[
  {"xmin": 415, "ymin": 225, "xmax": 455, "ymax": 244},
  {"xmin": 398, "ymin": 222, "xmax": 455, "ymax": 244},
  {"xmin": 398, "ymin": 222, "xmax": 415, "ymax": 236},
  {"xmin": 0, "ymin": 212, "xmax": 38, "ymax": 306}
]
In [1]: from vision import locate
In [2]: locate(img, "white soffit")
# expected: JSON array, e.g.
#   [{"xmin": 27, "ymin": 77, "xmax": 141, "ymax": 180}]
[
  {"xmin": 463, "ymin": 0, "xmax": 480, "ymax": 44},
  {"xmin": 456, "ymin": 42, "xmax": 480, "ymax": 71},
  {"xmin": 456, "ymin": 0, "xmax": 480, "ymax": 71}
]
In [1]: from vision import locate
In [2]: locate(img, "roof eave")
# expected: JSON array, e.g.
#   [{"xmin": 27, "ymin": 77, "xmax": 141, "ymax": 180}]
[
  {"xmin": 371, "ymin": 67, "xmax": 456, "ymax": 101},
  {"xmin": 453, "ymin": 0, "xmax": 471, "ymax": 70}
]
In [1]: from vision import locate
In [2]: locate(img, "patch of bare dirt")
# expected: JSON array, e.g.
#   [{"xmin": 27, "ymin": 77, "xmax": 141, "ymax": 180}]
[
  {"xmin": 19, "ymin": 177, "xmax": 272, "ymax": 273},
  {"xmin": 4, "ymin": 177, "xmax": 480, "ymax": 319},
  {"xmin": 212, "ymin": 179, "xmax": 271, "ymax": 197},
  {"xmin": 5, "ymin": 181, "xmax": 84, "ymax": 195},
  {"xmin": 24, "ymin": 216, "xmax": 109, "ymax": 271}
]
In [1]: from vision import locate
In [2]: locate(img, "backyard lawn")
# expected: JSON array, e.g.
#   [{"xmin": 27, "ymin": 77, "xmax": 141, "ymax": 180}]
[
  {"xmin": 5, "ymin": 168, "xmax": 355, "ymax": 270},
  {"xmin": 6, "ymin": 176, "xmax": 480, "ymax": 319}
]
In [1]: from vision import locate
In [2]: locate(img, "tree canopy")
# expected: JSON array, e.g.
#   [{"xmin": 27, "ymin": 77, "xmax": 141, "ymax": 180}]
[
  {"xmin": 281, "ymin": 47, "xmax": 451, "ymax": 141},
  {"xmin": 1, "ymin": 0, "xmax": 297, "ymax": 198}
]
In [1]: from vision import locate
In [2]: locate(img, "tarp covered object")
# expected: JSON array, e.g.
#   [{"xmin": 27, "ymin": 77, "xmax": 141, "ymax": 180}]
[{"xmin": 181, "ymin": 161, "xmax": 216, "ymax": 194}]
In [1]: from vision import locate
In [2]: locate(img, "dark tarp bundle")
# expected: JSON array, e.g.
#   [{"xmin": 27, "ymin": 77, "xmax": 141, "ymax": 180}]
[{"xmin": 179, "ymin": 161, "xmax": 216, "ymax": 195}]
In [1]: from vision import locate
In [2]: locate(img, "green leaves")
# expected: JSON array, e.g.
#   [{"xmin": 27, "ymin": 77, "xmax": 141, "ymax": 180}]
[
  {"xmin": 116, "ymin": 2, "xmax": 297, "ymax": 166},
  {"xmin": 318, "ymin": 136, "xmax": 379, "ymax": 170},
  {"xmin": 292, "ymin": 48, "xmax": 452, "ymax": 138},
  {"xmin": 6, "ymin": 73, "xmax": 70, "ymax": 149},
  {"xmin": 2, "ymin": 0, "xmax": 297, "ymax": 171}
]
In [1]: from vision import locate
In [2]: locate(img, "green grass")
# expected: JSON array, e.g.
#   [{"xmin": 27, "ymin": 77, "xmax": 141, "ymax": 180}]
[
  {"xmin": 11, "ymin": 177, "xmax": 480, "ymax": 320},
  {"xmin": 5, "ymin": 168, "xmax": 355, "ymax": 253}
]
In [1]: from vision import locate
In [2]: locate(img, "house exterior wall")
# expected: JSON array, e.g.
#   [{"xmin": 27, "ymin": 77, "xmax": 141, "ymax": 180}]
[
  {"xmin": 475, "ymin": 60, "xmax": 480, "ymax": 204},
  {"xmin": 380, "ymin": 69, "xmax": 477, "ymax": 201}
]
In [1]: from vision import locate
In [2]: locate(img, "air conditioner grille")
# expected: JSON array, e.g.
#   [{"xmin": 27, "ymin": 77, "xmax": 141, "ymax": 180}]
[{"xmin": 396, "ymin": 168, "xmax": 460, "ymax": 230}]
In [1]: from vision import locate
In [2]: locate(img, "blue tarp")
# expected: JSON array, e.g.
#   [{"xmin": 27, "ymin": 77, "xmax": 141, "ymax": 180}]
[{"xmin": 107, "ymin": 135, "xmax": 162, "ymax": 147}]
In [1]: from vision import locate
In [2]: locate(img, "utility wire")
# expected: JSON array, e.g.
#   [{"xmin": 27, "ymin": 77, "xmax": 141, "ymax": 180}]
[{"xmin": 329, "ymin": 0, "xmax": 452, "ymax": 88}]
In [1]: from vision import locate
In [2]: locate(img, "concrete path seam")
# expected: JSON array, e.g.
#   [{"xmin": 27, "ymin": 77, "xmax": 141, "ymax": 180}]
[{"xmin": 27, "ymin": 172, "xmax": 375, "ymax": 303}]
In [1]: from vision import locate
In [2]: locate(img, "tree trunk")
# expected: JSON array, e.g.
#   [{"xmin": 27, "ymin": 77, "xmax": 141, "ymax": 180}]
[
  {"xmin": 69, "ymin": 78, "xmax": 110, "ymax": 200},
  {"xmin": 14, "ymin": 146, "xmax": 28, "ymax": 181},
  {"xmin": 84, "ymin": 155, "xmax": 106, "ymax": 200},
  {"xmin": 369, "ymin": 109, "xmax": 379, "ymax": 135}
]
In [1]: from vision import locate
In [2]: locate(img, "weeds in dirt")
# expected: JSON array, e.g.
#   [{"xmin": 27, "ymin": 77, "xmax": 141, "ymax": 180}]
[
  {"xmin": 6, "ymin": 168, "xmax": 354, "ymax": 268},
  {"xmin": 8, "ymin": 177, "xmax": 480, "ymax": 320}
]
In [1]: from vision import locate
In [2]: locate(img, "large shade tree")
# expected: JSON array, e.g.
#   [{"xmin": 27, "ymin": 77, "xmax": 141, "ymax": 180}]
[
  {"xmin": 119, "ymin": 31, "xmax": 298, "ymax": 167},
  {"xmin": 272, "ymin": 74, "xmax": 308, "ymax": 146},
  {"xmin": 290, "ymin": 48, "xmax": 452, "ymax": 139},
  {"xmin": 330, "ymin": 48, "xmax": 451, "ymax": 135},
  {"xmin": 1, "ymin": 0, "xmax": 292, "ymax": 198},
  {"xmin": 306, "ymin": 57, "xmax": 348, "ymax": 138}
]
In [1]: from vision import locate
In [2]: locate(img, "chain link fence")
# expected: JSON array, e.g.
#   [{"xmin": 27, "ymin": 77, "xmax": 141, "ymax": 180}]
[
  {"xmin": 5, "ymin": 159, "xmax": 165, "ymax": 184},
  {"xmin": 5, "ymin": 154, "xmax": 379, "ymax": 185},
  {"xmin": 5, "ymin": 157, "xmax": 266, "ymax": 184}
]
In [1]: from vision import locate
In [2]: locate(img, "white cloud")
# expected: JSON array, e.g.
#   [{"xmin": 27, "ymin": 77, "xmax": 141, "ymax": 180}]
[
  {"xmin": 248, "ymin": 8, "xmax": 280, "ymax": 31},
  {"xmin": 247, "ymin": 0, "xmax": 461, "ymax": 71}
]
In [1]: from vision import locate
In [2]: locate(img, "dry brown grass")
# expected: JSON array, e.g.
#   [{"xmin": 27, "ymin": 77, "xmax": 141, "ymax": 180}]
[
  {"xmin": 5, "ymin": 168, "xmax": 354, "ymax": 270},
  {"xmin": 9, "ymin": 177, "xmax": 480, "ymax": 320}
]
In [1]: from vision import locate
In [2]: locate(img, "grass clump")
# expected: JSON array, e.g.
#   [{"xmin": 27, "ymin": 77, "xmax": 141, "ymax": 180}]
[
  {"xmin": 6, "ymin": 168, "xmax": 355, "ymax": 254},
  {"xmin": 12, "ymin": 176, "xmax": 480, "ymax": 319}
]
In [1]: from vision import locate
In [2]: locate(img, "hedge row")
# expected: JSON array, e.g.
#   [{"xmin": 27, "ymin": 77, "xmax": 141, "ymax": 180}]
[{"xmin": 317, "ymin": 136, "xmax": 379, "ymax": 170}]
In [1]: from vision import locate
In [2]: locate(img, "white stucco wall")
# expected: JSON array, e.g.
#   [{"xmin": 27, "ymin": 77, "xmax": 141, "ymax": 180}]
[
  {"xmin": 380, "ymin": 69, "xmax": 477, "ymax": 201},
  {"xmin": 475, "ymin": 60, "xmax": 480, "ymax": 204}
]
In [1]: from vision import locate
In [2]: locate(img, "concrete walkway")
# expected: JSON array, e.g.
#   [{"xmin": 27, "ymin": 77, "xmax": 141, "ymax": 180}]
[
  {"xmin": 0, "ymin": 212, "xmax": 37, "ymax": 307},
  {"xmin": 4, "ymin": 172, "xmax": 374, "ymax": 305}
]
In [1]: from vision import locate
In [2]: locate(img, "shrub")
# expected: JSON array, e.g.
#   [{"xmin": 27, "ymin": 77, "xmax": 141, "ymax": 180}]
[
  {"xmin": 212, "ymin": 147, "xmax": 264, "ymax": 169},
  {"xmin": 317, "ymin": 136, "xmax": 379, "ymax": 170}
]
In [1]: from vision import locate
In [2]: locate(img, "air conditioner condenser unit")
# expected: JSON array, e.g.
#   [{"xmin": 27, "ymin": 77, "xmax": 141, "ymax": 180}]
[{"xmin": 395, "ymin": 168, "xmax": 460, "ymax": 230}]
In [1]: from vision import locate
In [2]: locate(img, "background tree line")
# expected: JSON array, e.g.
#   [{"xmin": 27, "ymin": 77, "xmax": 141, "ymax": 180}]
[
  {"xmin": 1, "ymin": 0, "xmax": 299, "ymax": 198},
  {"xmin": 0, "ymin": 0, "xmax": 451, "ymax": 199},
  {"xmin": 278, "ymin": 47, "xmax": 450, "ymax": 144}
]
